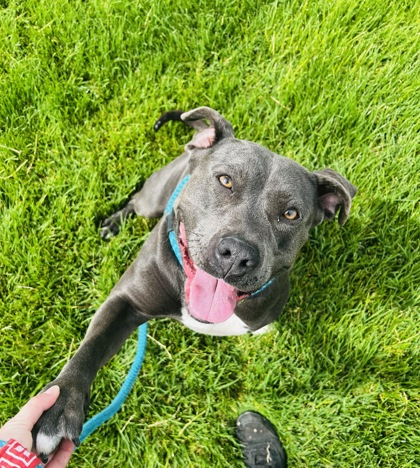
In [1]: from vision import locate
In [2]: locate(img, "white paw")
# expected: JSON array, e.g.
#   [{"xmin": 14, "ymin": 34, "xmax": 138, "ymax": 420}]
[{"xmin": 36, "ymin": 432, "xmax": 64, "ymax": 457}]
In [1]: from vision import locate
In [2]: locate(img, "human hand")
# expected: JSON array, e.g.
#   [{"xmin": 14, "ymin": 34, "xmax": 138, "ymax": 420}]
[{"xmin": 0, "ymin": 386, "xmax": 74, "ymax": 467}]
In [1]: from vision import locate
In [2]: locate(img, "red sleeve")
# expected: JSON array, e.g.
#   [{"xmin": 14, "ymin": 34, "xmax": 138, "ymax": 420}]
[{"xmin": 0, "ymin": 439, "xmax": 42, "ymax": 468}]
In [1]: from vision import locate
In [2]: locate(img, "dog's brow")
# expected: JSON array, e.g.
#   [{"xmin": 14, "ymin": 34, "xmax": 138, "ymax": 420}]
[
  {"xmin": 211, "ymin": 164, "xmax": 247, "ymax": 178},
  {"xmin": 211, "ymin": 161, "xmax": 269, "ymax": 180},
  {"xmin": 211, "ymin": 162, "xmax": 242, "ymax": 171}
]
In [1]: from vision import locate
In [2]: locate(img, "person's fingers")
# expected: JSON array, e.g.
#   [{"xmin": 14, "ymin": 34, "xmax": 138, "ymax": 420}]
[
  {"xmin": 46, "ymin": 439, "xmax": 75, "ymax": 468},
  {"xmin": 16, "ymin": 386, "xmax": 60, "ymax": 427}
]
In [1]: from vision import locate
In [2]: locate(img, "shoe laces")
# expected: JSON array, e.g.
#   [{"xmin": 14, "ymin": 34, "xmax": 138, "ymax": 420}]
[{"xmin": 266, "ymin": 442, "xmax": 272, "ymax": 464}]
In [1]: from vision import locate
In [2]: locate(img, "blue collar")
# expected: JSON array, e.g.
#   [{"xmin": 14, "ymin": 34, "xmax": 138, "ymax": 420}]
[
  {"xmin": 164, "ymin": 175, "xmax": 190, "ymax": 265},
  {"xmin": 164, "ymin": 175, "xmax": 273, "ymax": 298}
]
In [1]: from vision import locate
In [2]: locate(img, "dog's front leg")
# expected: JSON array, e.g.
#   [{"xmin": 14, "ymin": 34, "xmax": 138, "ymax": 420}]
[{"xmin": 32, "ymin": 293, "xmax": 147, "ymax": 460}]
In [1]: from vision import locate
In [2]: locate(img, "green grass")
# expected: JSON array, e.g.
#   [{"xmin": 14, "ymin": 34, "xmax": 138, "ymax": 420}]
[{"xmin": 1, "ymin": 0, "xmax": 419, "ymax": 466}]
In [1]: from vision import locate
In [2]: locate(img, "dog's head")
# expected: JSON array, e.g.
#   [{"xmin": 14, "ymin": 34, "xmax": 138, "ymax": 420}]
[{"xmin": 173, "ymin": 107, "xmax": 357, "ymax": 324}]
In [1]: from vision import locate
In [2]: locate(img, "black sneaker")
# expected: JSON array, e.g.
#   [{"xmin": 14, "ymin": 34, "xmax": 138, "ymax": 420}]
[{"xmin": 235, "ymin": 411, "xmax": 287, "ymax": 468}]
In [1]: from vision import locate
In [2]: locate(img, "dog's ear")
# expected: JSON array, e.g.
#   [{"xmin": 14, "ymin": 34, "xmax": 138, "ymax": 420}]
[
  {"xmin": 181, "ymin": 107, "xmax": 235, "ymax": 151},
  {"xmin": 312, "ymin": 168, "xmax": 357, "ymax": 225}
]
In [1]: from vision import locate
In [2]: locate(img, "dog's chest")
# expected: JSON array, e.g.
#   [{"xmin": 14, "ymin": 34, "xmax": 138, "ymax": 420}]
[{"xmin": 178, "ymin": 307, "xmax": 271, "ymax": 336}]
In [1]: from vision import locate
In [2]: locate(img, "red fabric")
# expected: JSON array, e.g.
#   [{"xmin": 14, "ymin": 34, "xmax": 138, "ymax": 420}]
[{"xmin": 0, "ymin": 439, "xmax": 41, "ymax": 468}]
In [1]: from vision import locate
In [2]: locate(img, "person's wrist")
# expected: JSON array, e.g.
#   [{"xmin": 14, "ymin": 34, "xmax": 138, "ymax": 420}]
[{"xmin": 0, "ymin": 438, "xmax": 42, "ymax": 468}]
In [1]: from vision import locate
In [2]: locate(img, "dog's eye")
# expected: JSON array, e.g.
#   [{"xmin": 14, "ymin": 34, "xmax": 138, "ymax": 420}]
[
  {"xmin": 218, "ymin": 175, "xmax": 233, "ymax": 190},
  {"xmin": 282, "ymin": 208, "xmax": 300, "ymax": 221}
]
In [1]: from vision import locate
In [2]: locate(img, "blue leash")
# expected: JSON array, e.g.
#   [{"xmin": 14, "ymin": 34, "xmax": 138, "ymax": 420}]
[{"xmin": 79, "ymin": 323, "xmax": 148, "ymax": 443}]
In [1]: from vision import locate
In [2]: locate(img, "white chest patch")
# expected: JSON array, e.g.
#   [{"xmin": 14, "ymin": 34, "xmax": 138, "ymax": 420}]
[{"xmin": 178, "ymin": 307, "xmax": 272, "ymax": 336}]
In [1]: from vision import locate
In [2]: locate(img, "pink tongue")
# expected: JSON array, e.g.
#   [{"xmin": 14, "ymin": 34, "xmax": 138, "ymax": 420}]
[{"xmin": 187, "ymin": 267, "xmax": 237, "ymax": 323}]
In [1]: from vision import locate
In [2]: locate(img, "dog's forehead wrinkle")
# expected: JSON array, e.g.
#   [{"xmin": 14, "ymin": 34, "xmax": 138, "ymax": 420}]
[
  {"xmin": 211, "ymin": 139, "xmax": 274, "ymax": 166},
  {"xmin": 265, "ymin": 158, "xmax": 316, "ymax": 205}
]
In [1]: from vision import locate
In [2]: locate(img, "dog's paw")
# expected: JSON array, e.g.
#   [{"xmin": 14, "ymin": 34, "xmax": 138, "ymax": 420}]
[
  {"xmin": 100, "ymin": 213, "xmax": 123, "ymax": 240},
  {"xmin": 32, "ymin": 382, "xmax": 89, "ymax": 461}
]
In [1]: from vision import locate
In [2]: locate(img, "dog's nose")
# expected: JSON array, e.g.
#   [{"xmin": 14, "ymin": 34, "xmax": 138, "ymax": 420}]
[{"xmin": 216, "ymin": 236, "xmax": 259, "ymax": 278}]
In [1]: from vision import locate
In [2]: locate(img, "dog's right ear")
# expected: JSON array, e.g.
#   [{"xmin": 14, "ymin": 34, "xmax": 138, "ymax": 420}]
[
  {"xmin": 312, "ymin": 168, "xmax": 357, "ymax": 225},
  {"xmin": 181, "ymin": 107, "xmax": 235, "ymax": 151}
]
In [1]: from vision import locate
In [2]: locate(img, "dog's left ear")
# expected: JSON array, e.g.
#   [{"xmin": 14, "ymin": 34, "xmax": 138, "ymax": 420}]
[
  {"xmin": 312, "ymin": 169, "xmax": 357, "ymax": 225},
  {"xmin": 181, "ymin": 107, "xmax": 235, "ymax": 151}
]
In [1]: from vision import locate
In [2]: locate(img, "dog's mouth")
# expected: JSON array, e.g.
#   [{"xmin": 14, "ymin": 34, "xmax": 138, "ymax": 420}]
[{"xmin": 178, "ymin": 223, "xmax": 251, "ymax": 324}]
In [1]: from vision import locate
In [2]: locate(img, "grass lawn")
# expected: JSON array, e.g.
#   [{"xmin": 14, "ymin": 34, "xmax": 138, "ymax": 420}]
[{"xmin": 1, "ymin": 0, "xmax": 419, "ymax": 466}]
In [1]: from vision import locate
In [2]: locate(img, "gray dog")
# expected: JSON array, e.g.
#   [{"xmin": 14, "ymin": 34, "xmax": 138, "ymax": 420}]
[{"xmin": 33, "ymin": 106, "xmax": 357, "ymax": 460}]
